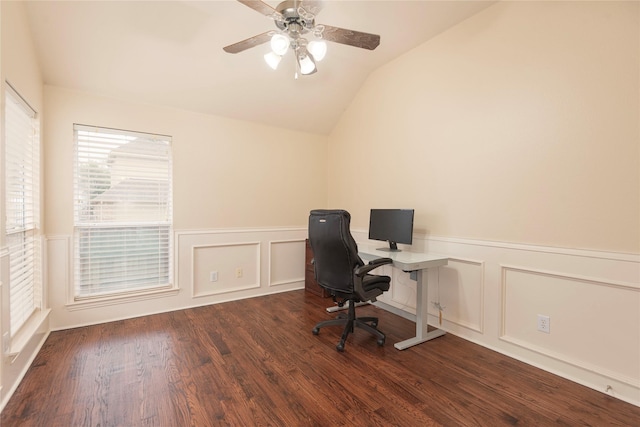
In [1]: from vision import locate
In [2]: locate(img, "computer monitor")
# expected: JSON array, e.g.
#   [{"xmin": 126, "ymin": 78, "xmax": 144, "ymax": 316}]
[{"xmin": 368, "ymin": 209, "xmax": 414, "ymax": 252}]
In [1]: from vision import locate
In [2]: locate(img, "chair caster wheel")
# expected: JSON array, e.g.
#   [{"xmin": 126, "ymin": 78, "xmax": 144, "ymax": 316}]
[
  {"xmin": 336, "ymin": 343, "xmax": 345, "ymax": 352},
  {"xmin": 377, "ymin": 338, "xmax": 385, "ymax": 346},
  {"xmin": 312, "ymin": 328, "xmax": 319, "ymax": 335}
]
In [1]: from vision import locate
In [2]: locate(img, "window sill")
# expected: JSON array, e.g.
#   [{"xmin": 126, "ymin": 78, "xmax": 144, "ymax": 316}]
[
  {"xmin": 66, "ymin": 285, "xmax": 180, "ymax": 311},
  {"xmin": 6, "ymin": 308, "xmax": 51, "ymax": 364}
]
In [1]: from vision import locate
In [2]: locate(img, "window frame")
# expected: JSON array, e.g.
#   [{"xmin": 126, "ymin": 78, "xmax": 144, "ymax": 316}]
[
  {"xmin": 72, "ymin": 124, "xmax": 174, "ymax": 303},
  {"xmin": 4, "ymin": 82, "xmax": 41, "ymax": 337}
]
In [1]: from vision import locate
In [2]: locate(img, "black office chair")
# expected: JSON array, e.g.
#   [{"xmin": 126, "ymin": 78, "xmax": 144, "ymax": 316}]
[{"xmin": 308, "ymin": 209, "xmax": 392, "ymax": 352}]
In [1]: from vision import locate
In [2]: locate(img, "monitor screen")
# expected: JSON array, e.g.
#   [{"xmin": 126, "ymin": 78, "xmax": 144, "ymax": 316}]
[{"xmin": 368, "ymin": 209, "xmax": 414, "ymax": 251}]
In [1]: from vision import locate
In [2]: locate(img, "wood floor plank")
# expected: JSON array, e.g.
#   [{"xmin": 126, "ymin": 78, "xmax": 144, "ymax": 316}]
[{"xmin": 2, "ymin": 290, "xmax": 639, "ymax": 426}]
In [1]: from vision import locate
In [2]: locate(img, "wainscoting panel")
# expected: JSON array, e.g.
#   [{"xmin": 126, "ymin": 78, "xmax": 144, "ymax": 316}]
[
  {"xmin": 431, "ymin": 258, "xmax": 485, "ymax": 333},
  {"xmin": 192, "ymin": 242, "xmax": 260, "ymax": 298},
  {"xmin": 269, "ymin": 239, "xmax": 305, "ymax": 288},
  {"xmin": 501, "ymin": 265, "xmax": 640, "ymax": 387}
]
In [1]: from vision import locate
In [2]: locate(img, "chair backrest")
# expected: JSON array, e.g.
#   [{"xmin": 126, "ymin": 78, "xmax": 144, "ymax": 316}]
[{"xmin": 308, "ymin": 209, "xmax": 364, "ymax": 294}]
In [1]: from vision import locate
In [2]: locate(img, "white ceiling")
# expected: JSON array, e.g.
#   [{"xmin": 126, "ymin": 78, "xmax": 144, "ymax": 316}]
[{"xmin": 25, "ymin": 0, "xmax": 494, "ymax": 135}]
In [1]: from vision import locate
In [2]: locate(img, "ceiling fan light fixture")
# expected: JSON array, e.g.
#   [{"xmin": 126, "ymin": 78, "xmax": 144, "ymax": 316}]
[
  {"xmin": 270, "ymin": 33, "xmax": 290, "ymax": 56},
  {"xmin": 264, "ymin": 51, "xmax": 282, "ymax": 70},
  {"xmin": 224, "ymin": 0, "xmax": 381, "ymax": 78},
  {"xmin": 307, "ymin": 40, "xmax": 327, "ymax": 62},
  {"xmin": 297, "ymin": 49, "xmax": 317, "ymax": 75}
]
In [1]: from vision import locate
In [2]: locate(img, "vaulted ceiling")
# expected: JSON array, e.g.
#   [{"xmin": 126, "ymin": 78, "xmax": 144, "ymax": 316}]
[{"xmin": 25, "ymin": 1, "xmax": 494, "ymax": 135}]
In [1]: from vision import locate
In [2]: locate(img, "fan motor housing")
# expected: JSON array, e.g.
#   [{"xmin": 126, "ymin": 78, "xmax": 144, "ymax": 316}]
[{"xmin": 275, "ymin": 0, "xmax": 314, "ymax": 34}]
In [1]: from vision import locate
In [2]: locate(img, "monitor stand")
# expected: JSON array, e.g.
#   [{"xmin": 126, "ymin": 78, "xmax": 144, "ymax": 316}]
[{"xmin": 377, "ymin": 241, "xmax": 401, "ymax": 252}]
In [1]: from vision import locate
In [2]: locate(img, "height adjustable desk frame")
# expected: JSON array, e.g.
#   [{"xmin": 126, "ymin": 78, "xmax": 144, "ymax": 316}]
[{"xmin": 357, "ymin": 244, "xmax": 449, "ymax": 350}]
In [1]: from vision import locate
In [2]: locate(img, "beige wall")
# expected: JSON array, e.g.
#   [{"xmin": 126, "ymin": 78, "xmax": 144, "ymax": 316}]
[
  {"xmin": 328, "ymin": 1, "xmax": 639, "ymax": 254},
  {"xmin": 1, "ymin": 1, "xmax": 42, "ymax": 112},
  {"xmin": 43, "ymin": 86, "xmax": 328, "ymax": 234}
]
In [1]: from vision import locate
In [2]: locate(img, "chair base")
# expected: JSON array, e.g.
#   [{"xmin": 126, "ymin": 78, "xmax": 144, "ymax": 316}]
[{"xmin": 312, "ymin": 301, "xmax": 385, "ymax": 352}]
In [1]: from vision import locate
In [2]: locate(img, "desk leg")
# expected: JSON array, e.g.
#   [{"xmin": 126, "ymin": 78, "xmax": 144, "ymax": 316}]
[{"xmin": 394, "ymin": 268, "xmax": 446, "ymax": 350}]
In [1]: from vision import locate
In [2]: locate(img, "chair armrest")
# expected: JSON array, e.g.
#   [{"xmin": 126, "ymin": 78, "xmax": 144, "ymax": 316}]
[{"xmin": 355, "ymin": 258, "xmax": 393, "ymax": 276}]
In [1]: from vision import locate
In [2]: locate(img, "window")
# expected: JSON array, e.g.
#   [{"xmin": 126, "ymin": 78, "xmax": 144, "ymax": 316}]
[
  {"xmin": 4, "ymin": 83, "xmax": 40, "ymax": 336},
  {"xmin": 73, "ymin": 125, "xmax": 172, "ymax": 299}
]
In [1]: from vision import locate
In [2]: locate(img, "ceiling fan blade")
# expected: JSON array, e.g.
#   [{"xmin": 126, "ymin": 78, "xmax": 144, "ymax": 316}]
[
  {"xmin": 236, "ymin": 0, "xmax": 278, "ymax": 17},
  {"xmin": 223, "ymin": 31, "xmax": 272, "ymax": 54},
  {"xmin": 321, "ymin": 25, "xmax": 380, "ymax": 50}
]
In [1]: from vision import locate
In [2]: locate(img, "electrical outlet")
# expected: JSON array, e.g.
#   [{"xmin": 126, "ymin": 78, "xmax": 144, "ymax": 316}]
[
  {"xmin": 210, "ymin": 271, "xmax": 218, "ymax": 282},
  {"xmin": 537, "ymin": 314, "xmax": 550, "ymax": 333},
  {"xmin": 235, "ymin": 268, "xmax": 243, "ymax": 278}
]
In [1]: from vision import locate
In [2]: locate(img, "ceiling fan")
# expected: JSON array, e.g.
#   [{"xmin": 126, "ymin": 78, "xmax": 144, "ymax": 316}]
[{"xmin": 223, "ymin": 0, "xmax": 381, "ymax": 77}]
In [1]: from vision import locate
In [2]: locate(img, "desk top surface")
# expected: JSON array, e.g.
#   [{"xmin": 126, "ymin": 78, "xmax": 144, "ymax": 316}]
[{"xmin": 357, "ymin": 243, "xmax": 448, "ymax": 271}]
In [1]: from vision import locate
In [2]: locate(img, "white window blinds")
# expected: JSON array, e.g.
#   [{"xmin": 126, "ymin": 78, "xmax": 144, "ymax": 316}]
[
  {"xmin": 4, "ymin": 84, "xmax": 40, "ymax": 336},
  {"xmin": 73, "ymin": 124, "xmax": 172, "ymax": 299}
]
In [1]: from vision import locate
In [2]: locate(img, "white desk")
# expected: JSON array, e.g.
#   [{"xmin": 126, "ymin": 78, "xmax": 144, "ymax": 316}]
[{"xmin": 357, "ymin": 244, "xmax": 449, "ymax": 350}]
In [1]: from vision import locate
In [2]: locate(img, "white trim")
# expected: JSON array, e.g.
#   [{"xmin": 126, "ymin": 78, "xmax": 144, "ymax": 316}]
[
  {"xmin": 269, "ymin": 278, "xmax": 305, "ymax": 287},
  {"xmin": 501, "ymin": 334, "xmax": 640, "ymax": 388},
  {"xmin": 65, "ymin": 286, "xmax": 179, "ymax": 311},
  {"xmin": 424, "ymin": 235, "xmax": 640, "ymax": 263},
  {"xmin": 49, "ymin": 287, "xmax": 299, "ymax": 334},
  {"xmin": 5, "ymin": 308, "xmax": 50, "ymax": 362},
  {"xmin": 436, "ymin": 326, "xmax": 640, "ymax": 407},
  {"xmin": 0, "ymin": 329, "xmax": 50, "ymax": 413},
  {"xmin": 45, "ymin": 236, "xmax": 73, "ymax": 305},
  {"xmin": 5, "ymin": 81, "xmax": 37, "ymax": 116},
  {"xmin": 500, "ymin": 263, "xmax": 640, "ymax": 291},
  {"xmin": 176, "ymin": 226, "xmax": 306, "ymax": 235}
]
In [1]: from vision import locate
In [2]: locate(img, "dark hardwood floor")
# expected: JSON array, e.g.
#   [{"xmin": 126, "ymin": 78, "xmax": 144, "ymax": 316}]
[{"xmin": 2, "ymin": 290, "xmax": 639, "ymax": 426}]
